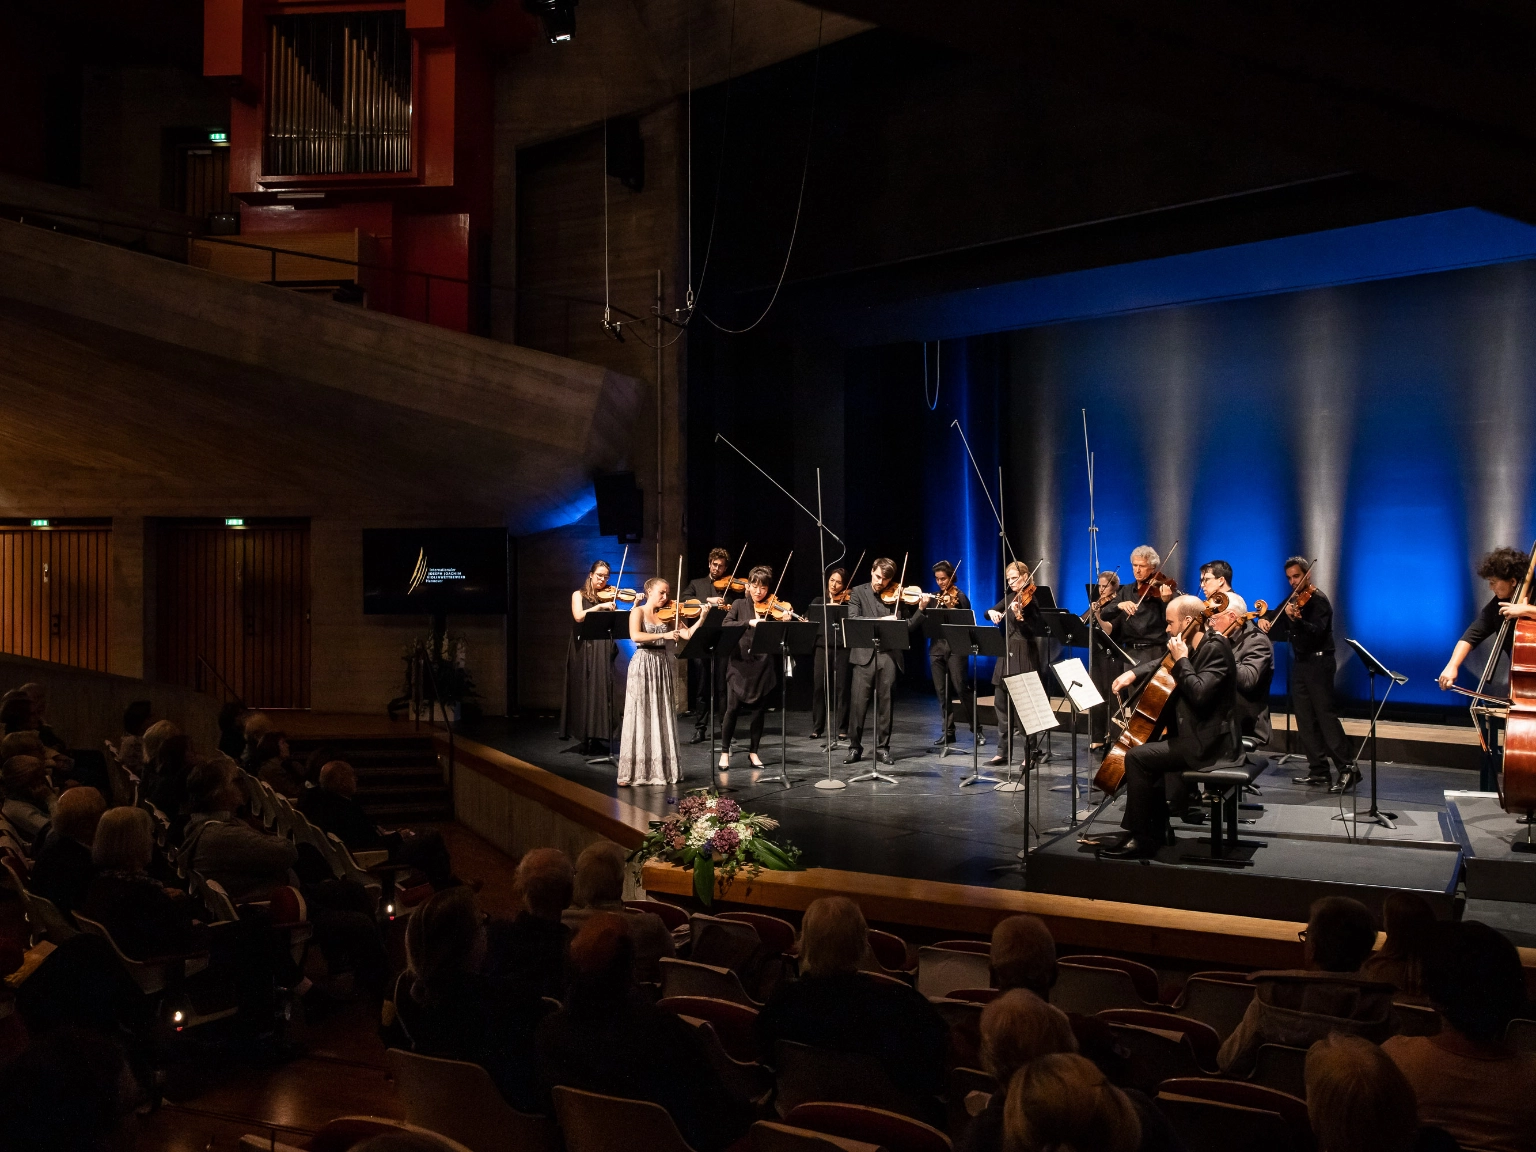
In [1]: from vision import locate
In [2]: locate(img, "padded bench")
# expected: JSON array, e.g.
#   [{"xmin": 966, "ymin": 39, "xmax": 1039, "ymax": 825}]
[{"xmin": 1179, "ymin": 753, "xmax": 1268, "ymax": 864}]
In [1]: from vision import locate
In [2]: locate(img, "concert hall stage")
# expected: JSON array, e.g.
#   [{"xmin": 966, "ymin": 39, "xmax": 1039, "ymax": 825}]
[{"xmin": 461, "ymin": 698, "xmax": 1536, "ymax": 944}]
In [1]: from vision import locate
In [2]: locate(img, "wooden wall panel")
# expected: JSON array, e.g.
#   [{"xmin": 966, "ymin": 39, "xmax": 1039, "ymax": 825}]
[
  {"xmin": 0, "ymin": 528, "xmax": 111, "ymax": 672},
  {"xmin": 156, "ymin": 523, "xmax": 311, "ymax": 708}
]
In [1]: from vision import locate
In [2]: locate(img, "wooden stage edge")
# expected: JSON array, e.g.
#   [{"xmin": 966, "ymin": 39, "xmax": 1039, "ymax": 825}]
[{"xmin": 430, "ymin": 731, "xmax": 1532, "ymax": 977}]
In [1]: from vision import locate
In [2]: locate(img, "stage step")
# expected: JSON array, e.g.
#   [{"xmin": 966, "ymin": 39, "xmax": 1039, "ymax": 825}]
[{"xmin": 286, "ymin": 734, "xmax": 451, "ymax": 823}]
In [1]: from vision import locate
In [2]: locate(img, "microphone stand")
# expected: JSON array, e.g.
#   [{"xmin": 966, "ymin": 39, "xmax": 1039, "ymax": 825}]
[{"xmin": 715, "ymin": 434, "xmax": 847, "ymax": 791}]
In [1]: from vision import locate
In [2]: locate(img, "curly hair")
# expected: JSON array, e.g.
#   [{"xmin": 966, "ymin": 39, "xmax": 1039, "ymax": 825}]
[{"xmin": 1476, "ymin": 546, "xmax": 1530, "ymax": 583}]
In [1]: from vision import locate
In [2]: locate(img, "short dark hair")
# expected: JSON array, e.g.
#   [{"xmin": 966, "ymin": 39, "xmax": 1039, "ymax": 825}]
[
  {"xmin": 932, "ymin": 560, "xmax": 955, "ymax": 578},
  {"xmin": 1200, "ymin": 560, "xmax": 1233, "ymax": 585},
  {"xmin": 1422, "ymin": 920, "xmax": 1527, "ymax": 1043},
  {"xmin": 0, "ymin": 696, "xmax": 33, "ymax": 733},
  {"xmin": 187, "ymin": 758, "xmax": 233, "ymax": 812},
  {"xmin": 747, "ymin": 565, "xmax": 773, "ymax": 587},
  {"xmin": 708, "ymin": 547, "xmax": 730, "ymax": 564},
  {"xmin": 122, "ymin": 700, "xmax": 153, "ymax": 736},
  {"xmin": 871, "ymin": 557, "xmax": 897, "ymax": 579},
  {"xmin": 1476, "ymin": 547, "xmax": 1530, "ymax": 584},
  {"xmin": 1285, "ymin": 556, "xmax": 1312, "ymax": 575},
  {"xmin": 1307, "ymin": 897, "xmax": 1377, "ymax": 972}
]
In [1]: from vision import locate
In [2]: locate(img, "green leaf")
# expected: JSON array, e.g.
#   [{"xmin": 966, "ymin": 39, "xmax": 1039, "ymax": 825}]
[{"xmin": 693, "ymin": 855, "xmax": 716, "ymax": 906}]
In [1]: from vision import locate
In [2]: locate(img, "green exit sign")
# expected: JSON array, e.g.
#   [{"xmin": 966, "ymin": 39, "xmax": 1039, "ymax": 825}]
[
  {"xmin": 29, "ymin": 519, "xmax": 48, "ymax": 528},
  {"xmin": 224, "ymin": 518, "xmax": 244, "ymax": 527},
  {"xmin": 209, "ymin": 130, "xmax": 229, "ymax": 144}
]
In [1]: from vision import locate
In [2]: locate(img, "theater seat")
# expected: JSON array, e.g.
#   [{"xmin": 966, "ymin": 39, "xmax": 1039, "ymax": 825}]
[
  {"xmin": 1249, "ymin": 1044, "xmax": 1309, "ymax": 1099},
  {"xmin": 751, "ymin": 1120, "xmax": 886, "ymax": 1152},
  {"xmin": 783, "ymin": 1103, "xmax": 952, "ymax": 1152},
  {"xmin": 1050, "ymin": 958, "xmax": 1160, "ymax": 1014},
  {"xmin": 1156, "ymin": 1082, "xmax": 1310, "ymax": 1152},
  {"xmin": 915, "ymin": 947, "xmax": 992, "ymax": 999},
  {"xmin": 239, "ymin": 1116, "xmax": 475, "ymax": 1152},
  {"xmin": 659, "ymin": 957, "xmax": 762, "ymax": 1007},
  {"xmin": 553, "ymin": 1085, "xmax": 698, "ymax": 1152},
  {"xmin": 386, "ymin": 1048, "xmax": 560, "ymax": 1152},
  {"xmin": 1174, "ymin": 974, "xmax": 1256, "ymax": 1042}
]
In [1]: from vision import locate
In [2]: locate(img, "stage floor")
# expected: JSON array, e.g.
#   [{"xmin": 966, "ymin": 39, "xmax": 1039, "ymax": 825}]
[{"xmin": 462, "ymin": 699, "xmax": 1536, "ymax": 942}]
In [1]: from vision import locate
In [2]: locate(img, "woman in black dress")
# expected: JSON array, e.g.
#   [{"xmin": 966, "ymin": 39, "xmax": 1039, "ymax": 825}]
[
  {"xmin": 719, "ymin": 566, "xmax": 778, "ymax": 770},
  {"xmin": 561, "ymin": 560, "xmax": 620, "ymax": 753},
  {"xmin": 986, "ymin": 560, "xmax": 1044, "ymax": 767}
]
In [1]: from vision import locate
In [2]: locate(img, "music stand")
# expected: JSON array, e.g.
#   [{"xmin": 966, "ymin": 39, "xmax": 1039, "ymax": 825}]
[
  {"xmin": 925, "ymin": 608, "xmax": 977, "ymax": 757},
  {"xmin": 1049, "ymin": 656, "xmax": 1103, "ymax": 829},
  {"xmin": 1038, "ymin": 608, "xmax": 1088, "ymax": 763},
  {"xmin": 574, "ymin": 610, "xmax": 629, "ymax": 765},
  {"xmin": 1334, "ymin": 638, "xmax": 1405, "ymax": 831},
  {"xmin": 843, "ymin": 617, "xmax": 912, "ymax": 785},
  {"xmin": 808, "ymin": 601, "xmax": 850, "ymax": 754},
  {"xmin": 992, "ymin": 671, "xmax": 1060, "ymax": 875},
  {"xmin": 750, "ymin": 619, "xmax": 820, "ymax": 786},
  {"xmin": 944, "ymin": 623, "xmax": 1005, "ymax": 786}
]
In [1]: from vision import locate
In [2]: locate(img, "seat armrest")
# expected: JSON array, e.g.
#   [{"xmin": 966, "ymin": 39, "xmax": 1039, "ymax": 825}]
[{"xmin": 352, "ymin": 849, "xmax": 390, "ymax": 869}]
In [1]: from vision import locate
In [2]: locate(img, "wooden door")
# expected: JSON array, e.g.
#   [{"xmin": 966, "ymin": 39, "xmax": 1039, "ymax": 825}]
[
  {"xmin": 178, "ymin": 145, "xmax": 233, "ymax": 222},
  {"xmin": 156, "ymin": 523, "xmax": 311, "ymax": 708},
  {"xmin": 0, "ymin": 528, "xmax": 112, "ymax": 671}
]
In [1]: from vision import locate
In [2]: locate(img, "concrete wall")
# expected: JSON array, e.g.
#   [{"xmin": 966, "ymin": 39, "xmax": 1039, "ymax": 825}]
[{"xmin": 81, "ymin": 67, "xmax": 227, "ymax": 211}]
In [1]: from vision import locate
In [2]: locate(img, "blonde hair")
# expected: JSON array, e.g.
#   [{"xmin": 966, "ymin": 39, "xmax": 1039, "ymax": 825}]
[
  {"xmin": 1003, "ymin": 1053, "xmax": 1141, "ymax": 1152},
  {"xmin": 142, "ymin": 719, "xmax": 181, "ymax": 764},
  {"xmin": 979, "ymin": 989, "xmax": 1076, "ymax": 1083},
  {"xmin": 93, "ymin": 806, "xmax": 155, "ymax": 871},
  {"xmin": 1305, "ymin": 1034, "xmax": 1418, "ymax": 1152},
  {"xmin": 1005, "ymin": 560, "xmax": 1030, "ymax": 582},
  {"xmin": 799, "ymin": 896, "xmax": 869, "ymax": 976}
]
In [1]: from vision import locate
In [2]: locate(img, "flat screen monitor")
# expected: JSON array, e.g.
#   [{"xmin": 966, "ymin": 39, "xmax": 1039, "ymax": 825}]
[{"xmin": 363, "ymin": 528, "xmax": 508, "ymax": 615}]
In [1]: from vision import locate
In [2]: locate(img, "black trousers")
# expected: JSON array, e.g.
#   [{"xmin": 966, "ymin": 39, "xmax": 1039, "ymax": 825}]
[
  {"xmin": 1089, "ymin": 649, "xmax": 1128, "ymax": 743},
  {"xmin": 721, "ymin": 689, "xmax": 768, "ymax": 752},
  {"xmin": 930, "ymin": 649, "xmax": 971, "ymax": 738},
  {"xmin": 849, "ymin": 655, "xmax": 898, "ymax": 752},
  {"xmin": 1292, "ymin": 656, "xmax": 1351, "ymax": 772},
  {"xmin": 1120, "ymin": 741, "xmax": 1199, "ymax": 841},
  {"xmin": 811, "ymin": 645, "xmax": 851, "ymax": 736},
  {"xmin": 690, "ymin": 654, "xmax": 728, "ymax": 735}
]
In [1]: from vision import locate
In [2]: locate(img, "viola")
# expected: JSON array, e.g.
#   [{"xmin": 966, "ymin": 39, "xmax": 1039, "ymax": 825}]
[
  {"xmin": 1213, "ymin": 599, "xmax": 1268, "ymax": 638},
  {"xmin": 1142, "ymin": 571, "xmax": 1179, "ymax": 598},
  {"xmin": 827, "ymin": 589, "xmax": 851, "ymax": 605},
  {"xmin": 1094, "ymin": 591, "xmax": 1227, "ymax": 794},
  {"xmin": 1010, "ymin": 580, "xmax": 1037, "ymax": 621},
  {"xmin": 595, "ymin": 586, "xmax": 639, "ymax": 605},
  {"xmin": 932, "ymin": 584, "xmax": 962, "ymax": 609},
  {"xmin": 712, "ymin": 575, "xmax": 747, "ymax": 593},
  {"xmin": 879, "ymin": 584, "xmax": 923, "ymax": 606}
]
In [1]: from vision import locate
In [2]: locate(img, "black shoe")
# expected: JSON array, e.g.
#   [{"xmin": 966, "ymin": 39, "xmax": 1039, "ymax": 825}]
[
  {"xmin": 810, "ymin": 730, "xmax": 825, "ymax": 740},
  {"xmin": 876, "ymin": 750, "xmax": 894, "ymax": 765},
  {"xmin": 1330, "ymin": 768, "xmax": 1362, "ymax": 794},
  {"xmin": 844, "ymin": 749, "xmax": 863, "ymax": 764},
  {"xmin": 689, "ymin": 730, "xmax": 707, "ymax": 745},
  {"xmin": 987, "ymin": 754, "xmax": 1008, "ymax": 767},
  {"xmin": 1292, "ymin": 771, "xmax": 1332, "ymax": 786},
  {"xmin": 1181, "ymin": 807, "xmax": 1207, "ymax": 825},
  {"xmin": 977, "ymin": 733, "xmax": 986, "ymax": 747},
  {"xmin": 1101, "ymin": 836, "xmax": 1158, "ymax": 859},
  {"xmin": 932, "ymin": 735, "xmax": 954, "ymax": 747}
]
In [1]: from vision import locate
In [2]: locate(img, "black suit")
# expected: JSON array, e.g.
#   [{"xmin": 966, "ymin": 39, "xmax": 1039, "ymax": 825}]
[
  {"xmin": 1230, "ymin": 619, "xmax": 1275, "ymax": 747},
  {"xmin": 846, "ymin": 583, "xmax": 923, "ymax": 754},
  {"xmin": 927, "ymin": 590, "xmax": 973, "ymax": 740},
  {"xmin": 1120, "ymin": 630, "xmax": 1237, "ymax": 842},
  {"xmin": 1267, "ymin": 589, "xmax": 1350, "ymax": 774},
  {"xmin": 810, "ymin": 599, "xmax": 851, "ymax": 738},
  {"xmin": 990, "ymin": 595, "xmax": 1043, "ymax": 757},
  {"xmin": 683, "ymin": 576, "xmax": 741, "ymax": 734}
]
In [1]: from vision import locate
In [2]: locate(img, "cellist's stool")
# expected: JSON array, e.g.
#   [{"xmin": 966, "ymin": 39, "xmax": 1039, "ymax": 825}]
[{"xmin": 1179, "ymin": 760, "xmax": 1267, "ymax": 866}]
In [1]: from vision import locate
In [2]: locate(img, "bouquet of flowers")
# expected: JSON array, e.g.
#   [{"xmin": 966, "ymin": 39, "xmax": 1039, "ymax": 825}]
[{"xmin": 630, "ymin": 789, "xmax": 802, "ymax": 906}]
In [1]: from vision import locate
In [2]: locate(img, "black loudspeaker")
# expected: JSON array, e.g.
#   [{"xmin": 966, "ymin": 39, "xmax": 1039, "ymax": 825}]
[
  {"xmin": 595, "ymin": 472, "xmax": 644, "ymax": 542},
  {"xmin": 605, "ymin": 116, "xmax": 644, "ymax": 192}
]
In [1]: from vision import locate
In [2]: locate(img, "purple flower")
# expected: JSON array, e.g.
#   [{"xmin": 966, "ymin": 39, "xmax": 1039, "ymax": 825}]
[
  {"xmin": 713, "ymin": 798, "xmax": 741, "ymax": 823},
  {"xmin": 701, "ymin": 838, "xmax": 715, "ymax": 855},
  {"xmin": 711, "ymin": 826, "xmax": 741, "ymax": 855},
  {"xmin": 678, "ymin": 795, "xmax": 705, "ymax": 819}
]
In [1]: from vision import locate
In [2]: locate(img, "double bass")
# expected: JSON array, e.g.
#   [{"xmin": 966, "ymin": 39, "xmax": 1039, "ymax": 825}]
[
  {"xmin": 1093, "ymin": 592, "xmax": 1227, "ymax": 794},
  {"xmin": 1499, "ymin": 550, "xmax": 1536, "ymax": 829}
]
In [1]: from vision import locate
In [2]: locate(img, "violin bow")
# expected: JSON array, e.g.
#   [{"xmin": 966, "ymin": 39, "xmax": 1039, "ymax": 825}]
[
  {"xmin": 708, "ymin": 542, "xmax": 749, "ymax": 616},
  {"xmin": 846, "ymin": 549, "xmax": 866, "ymax": 587},
  {"xmin": 674, "ymin": 553, "xmax": 683, "ymax": 618},
  {"xmin": 612, "ymin": 545, "xmax": 630, "ymax": 600},
  {"xmin": 1273, "ymin": 557, "xmax": 1320, "ymax": 618},
  {"xmin": 1131, "ymin": 540, "xmax": 1178, "ymax": 611},
  {"xmin": 894, "ymin": 552, "xmax": 910, "ymax": 606},
  {"xmin": 770, "ymin": 551, "xmax": 792, "ymax": 603}
]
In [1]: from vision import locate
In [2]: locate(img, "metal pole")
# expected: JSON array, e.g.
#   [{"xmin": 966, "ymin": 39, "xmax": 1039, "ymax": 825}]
[{"xmin": 815, "ymin": 468, "xmax": 846, "ymax": 791}]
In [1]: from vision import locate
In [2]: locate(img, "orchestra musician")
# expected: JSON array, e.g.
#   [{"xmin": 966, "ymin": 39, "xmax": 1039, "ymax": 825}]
[
  {"xmin": 985, "ymin": 560, "xmax": 1043, "ymax": 768},
  {"xmin": 1438, "ymin": 546, "xmax": 1536, "ymax": 690},
  {"xmin": 682, "ymin": 548, "xmax": 743, "ymax": 744},
  {"xmin": 561, "ymin": 560, "xmax": 620, "ymax": 755},
  {"xmin": 810, "ymin": 567, "xmax": 852, "ymax": 743},
  {"xmin": 618, "ymin": 576, "xmax": 704, "ymax": 787},
  {"xmin": 1084, "ymin": 570, "xmax": 1125, "ymax": 750},
  {"xmin": 919, "ymin": 561, "xmax": 976, "ymax": 747},
  {"xmin": 846, "ymin": 558, "xmax": 925, "ymax": 765},
  {"xmin": 1257, "ymin": 557, "xmax": 1356, "ymax": 793},
  {"xmin": 719, "ymin": 566, "xmax": 779, "ymax": 770},
  {"xmin": 1102, "ymin": 595, "xmax": 1237, "ymax": 858},
  {"xmin": 1098, "ymin": 546, "xmax": 1175, "ymax": 669},
  {"xmin": 1197, "ymin": 560, "xmax": 1236, "ymax": 606}
]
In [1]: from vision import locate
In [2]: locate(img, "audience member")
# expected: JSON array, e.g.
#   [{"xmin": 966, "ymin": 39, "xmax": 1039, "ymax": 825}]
[
  {"xmin": 1305, "ymin": 1033, "xmax": 1420, "ymax": 1152},
  {"xmin": 0, "ymin": 1026, "xmax": 143, "ymax": 1152},
  {"xmin": 536, "ymin": 913, "xmax": 751, "ymax": 1152},
  {"xmin": 252, "ymin": 730, "xmax": 306, "ymax": 799},
  {"xmin": 990, "ymin": 914, "xmax": 1058, "ymax": 997},
  {"xmin": 1359, "ymin": 892, "xmax": 1438, "ymax": 1004},
  {"xmin": 142, "ymin": 732, "xmax": 193, "ymax": 842},
  {"xmin": 81, "ymin": 806, "xmax": 200, "ymax": 959},
  {"xmin": 958, "ymin": 989, "xmax": 1077, "ymax": 1152},
  {"xmin": 115, "ymin": 700, "xmax": 153, "ymax": 773},
  {"xmin": 485, "ymin": 848, "xmax": 573, "ymax": 998},
  {"xmin": 561, "ymin": 841, "xmax": 674, "ymax": 981},
  {"xmin": 756, "ymin": 896, "xmax": 949, "ymax": 1122},
  {"xmin": 216, "ymin": 701, "xmax": 249, "ymax": 762},
  {"xmin": 17, "ymin": 682, "xmax": 67, "ymax": 752},
  {"xmin": 300, "ymin": 760, "xmax": 456, "ymax": 890},
  {"xmin": 1, "ymin": 754, "xmax": 55, "ymax": 844},
  {"xmin": 382, "ymin": 886, "xmax": 552, "ymax": 1111},
  {"xmin": 1383, "ymin": 920, "xmax": 1536, "ymax": 1152},
  {"xmin": 241, "ymin": 711, "xmax": 273, "ymax": 767},
  {"xmin": 0, "ymin": 692, "xmax": 32, "ymax": 735},
  {"xmin": 139, "ymin": 719, "xmax": 180, "ymax": 769},
  {"xmin": 1003, "ymin": 1052, "xmax": 1142, "ymax": 1152},
  {"xmin": 28, "ymin": 785, "xmax": 105, "ymax": 918},
  {"xmin": 1218, "ymin": 896, "xmax": 1395, "ymax": 1074}
]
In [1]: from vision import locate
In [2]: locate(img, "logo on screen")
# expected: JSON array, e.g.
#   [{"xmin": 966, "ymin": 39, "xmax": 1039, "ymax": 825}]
[{"xmin": 408, "ymin": 548, "xmax": 468, "ymax": 596}]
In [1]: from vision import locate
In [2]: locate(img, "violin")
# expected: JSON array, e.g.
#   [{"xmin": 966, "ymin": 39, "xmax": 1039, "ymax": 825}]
[
  {"xmin": 1095, "ymin": 592, "xmax": 1227, "ymax": 794},
  {"xmin": 713, "ymin": 575, "xmax": 747, "ymax": 593},
  {"xmin": 827, "ymin": 589, "xmax": 851, "ymax": 605},
  {"xmin": 595, "ymin": 586, "xmax": 639, "ymax": 605},
  {"xmin": 880, "ymin": 584, "xmax": 923, "ymax": 606},
  {"xmin": 753, "ymin": 596, "xmax": 797, "ymax": 621},
  {"xmin": 1274, "ymin": 560, "xmax": 1319, "ymax": 619},
  {"xmin": 933, "ymin": 585, "xmax": 961, "ymax": 609},
  {"xmin": 654, "ymin": 600, "xmax": 702, "ymax": 622},
  {"xmin": 1141, "ymin": 571, "xmax": 1179, "ymax": 598}
]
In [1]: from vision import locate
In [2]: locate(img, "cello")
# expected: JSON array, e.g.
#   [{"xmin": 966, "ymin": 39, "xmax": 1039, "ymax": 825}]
[
  {"xmin": 1498, "ymin": 550, "xmax": 1536, "ymax": 838},
  {"xmin": 1093, "ymin": 592, "xmax": 1226, "ymax": 794}
]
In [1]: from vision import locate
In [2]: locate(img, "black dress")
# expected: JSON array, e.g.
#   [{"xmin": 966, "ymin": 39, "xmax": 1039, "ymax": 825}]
[{"xmin": 560, "ymin": 593, "xmax": 619, "ymax": 745}]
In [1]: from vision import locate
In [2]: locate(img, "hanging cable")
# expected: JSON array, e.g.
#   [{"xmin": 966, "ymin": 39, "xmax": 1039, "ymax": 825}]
[
  {"xmin": 700, "ymin": 8, "xmax": 823, "ymax": 335},
  {"xmin": 923, "ymin": 340, "xmax": 942, "ymax": 411}
]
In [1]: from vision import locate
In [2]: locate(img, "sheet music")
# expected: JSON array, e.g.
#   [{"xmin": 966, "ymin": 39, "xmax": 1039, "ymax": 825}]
[
  {"xmin": 1003, "ymin": 671, "xmax": 1060, "ymax": 735},
  {"xmin": 1051, "ymin": 657, "xmax": 1103, "ymax": 711}
]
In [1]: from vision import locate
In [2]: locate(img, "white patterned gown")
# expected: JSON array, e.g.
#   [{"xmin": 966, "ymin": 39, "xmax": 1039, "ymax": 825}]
[{"xmin": 617, "ymin": 619, "xmax": 680, "ymax": 786}]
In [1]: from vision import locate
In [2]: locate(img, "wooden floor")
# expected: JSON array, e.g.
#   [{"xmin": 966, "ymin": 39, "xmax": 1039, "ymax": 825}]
[{"xmin": 138, "ymin": 823, "xmax": 519, "ymax": 1150}]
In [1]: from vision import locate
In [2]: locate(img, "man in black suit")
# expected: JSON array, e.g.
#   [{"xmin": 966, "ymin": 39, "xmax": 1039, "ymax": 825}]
[
  {"xmin": 1103, "ymin": 595, "xmax": 1237, "ymax": 858},
  {"xmin": 845, "ymin": 558, "xmax": 924, "ymax": 765},
  {"xmin": 681, "ymin": 548, "xmax": 743, "ymax": 743},
  {"xmin": 919, "ymin": 560, "xmax": 973, "ymax": 746},
  {"xmin": 1258, "ymin": 557, "xmax": 1356, "ymax": 792}
]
